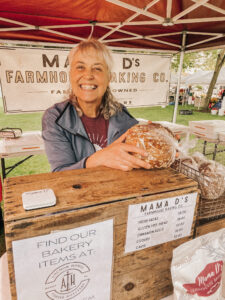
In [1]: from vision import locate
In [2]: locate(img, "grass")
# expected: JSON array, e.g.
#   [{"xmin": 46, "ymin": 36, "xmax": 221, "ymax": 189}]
[{"xmin": 128, "ymin": 104, "xmax": 225, "ymax": 124}]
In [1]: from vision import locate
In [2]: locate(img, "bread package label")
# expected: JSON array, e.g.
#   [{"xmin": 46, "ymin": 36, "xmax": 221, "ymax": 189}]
[
  {"xmin": 171, "ymin": 228, "xmax": 225, "ymax": 300},
  {"xmin": 183, "ymin": 261, "xmax": 223, "ymax": 297}
]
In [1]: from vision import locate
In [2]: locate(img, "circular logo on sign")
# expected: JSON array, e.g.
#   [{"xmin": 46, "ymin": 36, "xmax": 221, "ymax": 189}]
[{"xmin": 45, "ymin": 262, "xmax": 90, "ymax": 299}]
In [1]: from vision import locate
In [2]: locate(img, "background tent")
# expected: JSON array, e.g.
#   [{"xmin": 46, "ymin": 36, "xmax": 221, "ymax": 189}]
[
  {"xmin": 170, "ymin": 73, "xmax": 187, "ymax": 84},
  {"xmin": 185, "ymin": 70, "xmax": 211, "ymax": 85},
  {"xmin": 185, "ymin": 68, "xmax": 225, "ymax": 85}
]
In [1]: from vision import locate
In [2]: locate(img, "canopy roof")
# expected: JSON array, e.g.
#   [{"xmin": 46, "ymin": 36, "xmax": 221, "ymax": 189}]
[{"xmin": 0, "ymin": 0, "xmax": 225, "ymax": 52}]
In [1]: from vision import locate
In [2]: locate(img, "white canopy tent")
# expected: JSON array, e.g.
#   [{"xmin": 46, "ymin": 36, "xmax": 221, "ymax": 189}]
[
  {"xmin": 170, "ymin": 73, "xmax": 187, "ymax": 85},
  {"xmin": 185, "ymin": 68, "xmax": 225, "ymax": 85}
]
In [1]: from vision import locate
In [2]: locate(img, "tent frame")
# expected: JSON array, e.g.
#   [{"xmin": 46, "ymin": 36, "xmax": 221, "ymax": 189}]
[{"xmin": 1, "ymin": 0, "xmax": 225, "ymax": 53}]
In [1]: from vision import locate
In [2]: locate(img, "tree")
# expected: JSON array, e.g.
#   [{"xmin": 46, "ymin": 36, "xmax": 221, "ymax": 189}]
[
  {"xmin": 171, "ymin": 50, "xmax": 220, "ymax": 73},
  {"xmin": 171, "ymin": 52, "xmax": 200, "ymax": 73},
  {"xmin": 203, "ymin": 48, "xmax": 225, "ymax": 110}
]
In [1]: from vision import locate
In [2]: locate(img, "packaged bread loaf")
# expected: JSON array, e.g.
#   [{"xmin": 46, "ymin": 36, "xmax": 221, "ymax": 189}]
[
  {"xmin": 198, "ymin": 160, "xmax": 225, "ymax": 200},
  {"xmin": 177, "ymin": 152, "xmax": 225, "ymax": 200},
  {"xmin": 125, "ymin": 122, "xmax": 177, "ymax": 169},
  {"xmin": 179, "ymin": 156, "xmax": 199, "ymax": 180},
  {"xmin": 180, "ymin": 156, "xmax": 198, "ymax": 171},
  {"xmin": 171, "ymin": 228, "xmax": 225, "ymax": 300}
]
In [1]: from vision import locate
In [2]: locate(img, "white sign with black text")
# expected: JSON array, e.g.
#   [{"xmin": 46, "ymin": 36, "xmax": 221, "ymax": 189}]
[
  {"xmin": 125, "ymin": 193, "xmax": 198, "ymax": 253},
  {"xmin": 12, "ymin": 219, "xmax": 114, "ymax": 300},
  {"xmin": 0, "ymin": 47, "xmax": 171, "ymax": 113}
]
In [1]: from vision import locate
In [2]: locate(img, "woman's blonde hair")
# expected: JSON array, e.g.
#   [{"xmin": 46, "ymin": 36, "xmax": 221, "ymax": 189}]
[{"xmin": 68, "ymin": 38, "xmax": 122, "ymax": 119}]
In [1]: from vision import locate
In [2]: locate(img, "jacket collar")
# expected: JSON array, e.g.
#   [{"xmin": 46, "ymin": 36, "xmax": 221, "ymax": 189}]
[
  {"xmin": 107, "ymin": 107, "xmax": 138, "ymax": 144},
  {"xmin": 56, "ymin": 102, "xmax": 89, "ymax": 138}
]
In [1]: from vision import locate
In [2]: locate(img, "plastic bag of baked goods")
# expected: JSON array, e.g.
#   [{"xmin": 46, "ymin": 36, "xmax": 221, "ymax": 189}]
[
  {"xmin": 125, "ymin": 122, "xmax": 178, "ymax": 169},
  {"xmin": 192, "ymin": 152, "xmax": 225, "ymax": 200},
  {"xmin": 171, "ymin": 228, "xmax": 225, "ymax": 300}
]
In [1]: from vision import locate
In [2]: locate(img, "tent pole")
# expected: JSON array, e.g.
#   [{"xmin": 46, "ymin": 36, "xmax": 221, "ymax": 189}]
[{"xmin": 172, "ymin": 31, "xmax": 186, "ymax": 123}]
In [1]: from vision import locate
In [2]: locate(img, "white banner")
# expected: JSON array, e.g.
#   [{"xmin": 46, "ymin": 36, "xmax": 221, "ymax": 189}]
[
  {"xmin": 0, "ymin": 48, "xmax": 171, "ymax": 113},
  {"xmin": 12, "ymin": 219, "xmax": 114, "ymax": 300}
]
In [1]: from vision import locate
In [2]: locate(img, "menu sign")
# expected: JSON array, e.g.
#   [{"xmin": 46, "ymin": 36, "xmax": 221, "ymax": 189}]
[
  {"xmin": 125, "ymin": 193, "xmax": 198, "ymax": 253},
  {"xmin": 12, "ymin": 219, "xmax": 114, "ymax": 300}
]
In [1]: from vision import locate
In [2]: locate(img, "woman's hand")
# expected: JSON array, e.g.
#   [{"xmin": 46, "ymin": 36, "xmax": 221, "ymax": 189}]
[{"xmin": 86, "ymin": 132, "xmax": 151, "ymax": 171}]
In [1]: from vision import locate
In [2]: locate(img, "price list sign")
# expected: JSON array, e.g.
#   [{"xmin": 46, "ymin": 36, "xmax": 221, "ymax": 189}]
[{"xmin": 125, "ymin": 192, "xmax": 198, "ymax": 253}]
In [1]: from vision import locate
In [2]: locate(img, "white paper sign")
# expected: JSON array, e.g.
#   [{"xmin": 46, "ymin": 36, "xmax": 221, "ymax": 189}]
[
  {"xmin": 0, "ymin": 48, "xmax": 171, "ymax": 113},
  {"xmin": 12, "ymin": 219, "xmax": 114, "ymax": 300},
  {"xmin": 125, "ymin": 193, "xmax": 198, "ymax": 253}
]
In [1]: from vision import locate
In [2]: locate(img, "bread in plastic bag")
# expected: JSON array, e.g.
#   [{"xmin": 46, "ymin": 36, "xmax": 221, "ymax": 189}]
[
  {"xmin": 192, "ymin": 152, "xmax": 225, "ymax": 200},
  {"xmin": 125, "ymin": 123, "xmax": 178, "ymax": 169},
  {"xmin": 175, "ymin": 152, "xmax": 225, "ymax": 200},
  {"xmin": 171, "ymin": 228, "xmax": 225, "ymax": 300}
]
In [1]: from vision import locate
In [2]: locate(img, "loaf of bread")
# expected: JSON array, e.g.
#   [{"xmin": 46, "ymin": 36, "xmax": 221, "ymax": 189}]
[
  {"xmin": 180, "ymin": 156, "xmax": 198, "ymax": 170},
  {"xmin": 198, "ymin": 161, "xmax": 225, "ymax": 200},
  {"xmin": 125, "ymin": 123, "xmax": 177, "ymax": 169},
  {"xmin": 192, "ymin": 152, "xmax": 207, "ymax": 166}
]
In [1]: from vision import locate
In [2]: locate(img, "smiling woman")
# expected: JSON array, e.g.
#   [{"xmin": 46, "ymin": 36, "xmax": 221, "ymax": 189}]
[
  {"xmin": 42, "ymin": 39, "xmax": 152, "ymax": 172},
  {"xmin": 69, "ymin": 44, "xmax": 111, "ymax": 118}
]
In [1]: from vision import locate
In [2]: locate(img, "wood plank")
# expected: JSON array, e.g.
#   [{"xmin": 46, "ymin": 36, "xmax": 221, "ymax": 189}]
[
  {"xmin": 4, "ymin": 167, "xmax": 198, "ymax": 222},
  {"xmin": 195, "ymin": 218, "xmax": 225, "ymax": 237}
]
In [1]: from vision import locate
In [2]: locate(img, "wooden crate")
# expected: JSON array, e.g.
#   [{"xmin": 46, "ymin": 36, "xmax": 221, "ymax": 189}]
[
  {"xmin": 195, "ymin": 218, "xmax": 225, "ymax": 237},
  {"xmin": 4, "ymin": 167, "xmax": 199, "ymax": 300}
]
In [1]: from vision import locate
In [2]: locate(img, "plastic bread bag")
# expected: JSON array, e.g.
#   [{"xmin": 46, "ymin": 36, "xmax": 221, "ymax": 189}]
[
  {"xmin": 180, "ymin": 156, "xmax": 199, "ymax": 171},
  {"xmin": 171, "ymin": 228, "xmax": 225, "ymax": 300},
  {"xmin": 125, "ymin": 122, "xmax": 178, "ymax": 169},
  {"xmin": 181, "ymin": 156, "xmax": 200, "ymax": 181},
  {"xmin": 192, "ymin": 152, "xmax": 208, "ymax": 166},
  {"xmin": 192, "ymin": 152, "xmax": 225, "ymax": 200}
]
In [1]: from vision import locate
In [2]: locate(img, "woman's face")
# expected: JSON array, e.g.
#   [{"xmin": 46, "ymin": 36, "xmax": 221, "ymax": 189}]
[{"xmin": 70, "ymin": 47, "xmax": 110, "ymax": 108}]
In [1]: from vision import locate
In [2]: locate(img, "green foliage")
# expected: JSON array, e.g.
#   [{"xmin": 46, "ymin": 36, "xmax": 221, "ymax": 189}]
[
  {"xmin": 195, "ymin": 85, "xmax": 203, "ymax": 90},
  {"xmin": 171, "ymin": 49, "xmax": 221, "ymax": 73}
]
